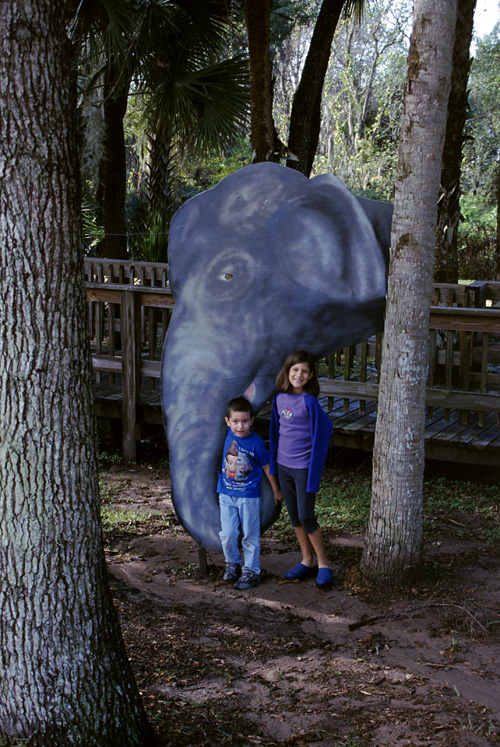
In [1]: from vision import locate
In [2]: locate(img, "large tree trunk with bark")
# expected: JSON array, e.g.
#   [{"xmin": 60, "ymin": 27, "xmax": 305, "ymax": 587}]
[
  {"xmin": 286, "ymin": 0, "xmax": 346, "ymax": 176},
  {"xmin": 360, "ymin": 0, "xmax": 458, "ymax": 587},
  {"xmin": 0, "ymin": 2, "xmax": 154, "ymax": 744},
  {"xmin": 243, "ymin": 0, "xmax": 276, "ymax": 162},
  {"xmin": 434, "ymin": 0, "xmax": 476, "ymax": 283}
]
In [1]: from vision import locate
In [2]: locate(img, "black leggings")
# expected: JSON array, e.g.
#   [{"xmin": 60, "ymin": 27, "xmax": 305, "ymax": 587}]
[{"xmin": 277, "ymin": 464, "xmax": 318, "ymax": 534}]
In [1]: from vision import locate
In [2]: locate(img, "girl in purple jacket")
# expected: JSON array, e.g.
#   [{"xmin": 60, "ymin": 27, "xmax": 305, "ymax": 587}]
[{"xmin": 270, "ymin": 351, "xmax": 334, "ymax": 589}]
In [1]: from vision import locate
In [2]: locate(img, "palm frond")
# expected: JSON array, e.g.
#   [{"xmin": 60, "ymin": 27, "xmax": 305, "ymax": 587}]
[
  {"xmin": 69, "ymin": 0, "xmax": 137, "ymax": 53},
  {"xmin": 341, "ymin": 0, "xmax": 366, "ymax": 25},
  {"xmin": 148, "ymin": 55, "xmax": 250, "ymax": 153}
]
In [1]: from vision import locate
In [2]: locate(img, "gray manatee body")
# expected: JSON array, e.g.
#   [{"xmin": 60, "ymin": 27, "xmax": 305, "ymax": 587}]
[{"xmin": 161, "ymin": 162, "xmax": 392, "ymax": 550}]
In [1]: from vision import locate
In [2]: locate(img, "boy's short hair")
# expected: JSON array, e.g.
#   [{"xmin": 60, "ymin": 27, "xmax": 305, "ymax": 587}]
[{"xmin": 227, "ymin": 397, "xmax": 254, "ymax": 418}]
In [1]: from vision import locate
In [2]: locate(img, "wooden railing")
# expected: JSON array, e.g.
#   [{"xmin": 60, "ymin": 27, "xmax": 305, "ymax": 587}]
[
  {"xmin": 320, "ymin": 307, "xmax": 500, "ymax": 423},
  {"xmin": 85, "ymin": 259, "xmax": 500, "ymax": 456}
]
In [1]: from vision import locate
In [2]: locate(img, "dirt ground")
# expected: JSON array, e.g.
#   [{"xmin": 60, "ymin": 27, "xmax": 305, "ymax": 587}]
[{"xmin": 101, "ymin": 457, "xmax": 500, "ymax": 747}]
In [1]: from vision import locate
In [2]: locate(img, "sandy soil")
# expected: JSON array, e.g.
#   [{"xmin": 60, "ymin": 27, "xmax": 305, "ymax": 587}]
[{"xmin": 102, "ymin": 460, "xmax": 500, "ymax": 747}]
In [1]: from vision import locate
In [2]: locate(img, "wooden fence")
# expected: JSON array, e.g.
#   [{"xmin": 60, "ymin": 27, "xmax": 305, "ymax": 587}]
[{"xmin": 85, "ymin": 259, "xmax": 500, "ymax": 460}]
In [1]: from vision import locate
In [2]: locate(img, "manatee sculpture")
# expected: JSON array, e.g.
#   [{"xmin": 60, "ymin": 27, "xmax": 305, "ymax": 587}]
[{"xmin": 161, "ymin": 162, "xmax": 392, "ymax": 551}]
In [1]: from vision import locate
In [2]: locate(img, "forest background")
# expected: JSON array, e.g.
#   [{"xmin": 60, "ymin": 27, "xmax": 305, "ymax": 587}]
[{"xmin": 80, "ymin": 0, "xmax": 500, "ymax": 282}]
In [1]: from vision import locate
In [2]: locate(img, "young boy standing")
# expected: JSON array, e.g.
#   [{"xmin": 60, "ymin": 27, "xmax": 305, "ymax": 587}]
[{"xmin": 218, "ymin": 397, "xmax": 282, "ymax": 590}]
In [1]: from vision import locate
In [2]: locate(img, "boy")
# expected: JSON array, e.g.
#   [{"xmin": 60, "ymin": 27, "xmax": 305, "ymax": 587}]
[{"xmin": 218, "ymin": 397, "xmax": 282, "ymax": 590}]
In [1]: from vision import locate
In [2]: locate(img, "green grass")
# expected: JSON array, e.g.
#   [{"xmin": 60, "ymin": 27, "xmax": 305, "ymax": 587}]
[
  {"xmin": 423, "ymin": 476, "xmax": 500, "ymax": 541},
  {"xmin": 100, "ymin": 506, "xmax": 176, "ymax": 536},
  {"xmin": 273, "ymin": 464, "xmax": 499, "ymax": 543}
]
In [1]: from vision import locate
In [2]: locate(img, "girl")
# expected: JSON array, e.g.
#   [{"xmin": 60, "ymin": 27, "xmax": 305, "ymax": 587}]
[{"xmin": 269, "ymin": 351, "xmax": 334, "ymax": 589}]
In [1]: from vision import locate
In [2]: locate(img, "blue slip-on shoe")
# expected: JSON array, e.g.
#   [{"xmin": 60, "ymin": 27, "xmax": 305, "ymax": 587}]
[
  {"xmin": 285, "ymin": 563, "xmax": 318, "ymax": 580},
  {"xmin": 316, "ymin": 567, "xmax": 334, "ymax": 589}
]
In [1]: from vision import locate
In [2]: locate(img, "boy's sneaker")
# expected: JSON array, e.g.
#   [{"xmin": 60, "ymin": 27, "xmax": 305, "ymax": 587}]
[
  {"xmin": 233, "ymin": 570, "xmax": 260, "ymax": 590},
  {"xmin": 223, "ymin": 563, "xmax": 241, "ymax": 582}
]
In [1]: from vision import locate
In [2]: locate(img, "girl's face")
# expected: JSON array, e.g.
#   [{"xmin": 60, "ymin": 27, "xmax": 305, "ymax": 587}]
[{"xmin": 288, "ymin": 362, "xmax": 313, "ymax": 394}]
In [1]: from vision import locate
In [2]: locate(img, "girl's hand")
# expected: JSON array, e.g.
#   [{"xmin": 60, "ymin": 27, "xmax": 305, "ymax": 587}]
[{"xmin": 273, "ymin": 489, "xmax": 284, "ymax": 505}]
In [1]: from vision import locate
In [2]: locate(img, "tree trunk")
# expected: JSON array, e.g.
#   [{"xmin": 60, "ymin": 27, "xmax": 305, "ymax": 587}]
[
  {"xmin": 100, "ymin": 65, "xmax": 130, "ymax": 260},
  {"xmin": 0, "ymin": 2, "xmax": 154, "ymax": 744},
  {"xmin": 434, "ymin": 0, "xmax": 476, "ymax": 283},
  {"xmin": 243, "ymin": 0, "xmax": 276, "ymax": 162},
  {"xmin": 360, "ymin": 0, "xmax": 458, "ymax": 587},
  {"xmin": 495, "ymin": 157, "xmax": 500, "ymax": 281},
  {"xmin": 286, "ymin": 0, "xmax": 346, "ymax": 176},
  {"xmin": 144, "ymin": 130, "xmax": 173, "ymax": 263}
]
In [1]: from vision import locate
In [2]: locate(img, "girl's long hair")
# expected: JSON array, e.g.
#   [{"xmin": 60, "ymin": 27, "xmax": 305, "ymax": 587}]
[{"xmin": 276, "ymin": 350, "xmax": 320, "ymax": 396}]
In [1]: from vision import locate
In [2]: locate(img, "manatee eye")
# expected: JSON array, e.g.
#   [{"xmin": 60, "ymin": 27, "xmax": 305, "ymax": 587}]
[{"xmin": 206, "ymin": 248, "xmax": 256, "ymax": 301}]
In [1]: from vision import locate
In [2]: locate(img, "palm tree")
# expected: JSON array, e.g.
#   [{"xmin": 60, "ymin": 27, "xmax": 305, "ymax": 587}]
[
  {"xmin": 76, "ymin": 0, "xmax": 249, "ymax": 259},
  {"xmin": 136, "ymin": 0, "xmax": 249, "ymax": 259}
]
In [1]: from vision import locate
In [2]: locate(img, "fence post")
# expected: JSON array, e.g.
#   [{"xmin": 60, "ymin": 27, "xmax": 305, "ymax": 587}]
[{"xmin": 121, "ymin": 289, "xmax": 141, "ymax": 459}]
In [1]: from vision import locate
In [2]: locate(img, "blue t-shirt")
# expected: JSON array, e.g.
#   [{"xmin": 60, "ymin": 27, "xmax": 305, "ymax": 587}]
[{"xmin": 217, "ymin": 429, "xmax": 269, "ymax": 498}]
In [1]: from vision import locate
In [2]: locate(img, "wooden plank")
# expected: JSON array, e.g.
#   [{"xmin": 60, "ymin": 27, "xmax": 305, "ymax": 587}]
[
  {"xmin": 445, "ymin": 411, "xmax": 498, "ymax": 446},
  {"xmin": 359, "ymin": 340, "xmax": 368, "ymax": 415},
  {"xmin": 427, "ymin": 416, "xmax": 479, "ymax": 444},
  {"xmin": 93, "ymin": 356, "xmax": 123, "ymax": 373},
  {"xmin": 429, "ymin": 306, "xmax": 500, "ymax": 332},
  {"xmin": 423, "ymin": 411, "xmax": 463, "ymax": 440},
  {"xmin": 468, "ymin": 422, "xmax": 500, "ymax": 449},
  {"xmin": 343, "ymin": 345, "xmax": 353, "ymax": 412},
  {"xmin": 424, "ymin": 441, "xmax": 500, "ymax": 466},
  {"xmin": 92, "ymin": 356, "xmax": 161, "ymax": 379},
  {"xmin": 330, "ymin": 408, "xmax": 376, "ymax": 430},
  {"xmin": 320, "ymin": 379, "xmax": 500, "ymax": 413},
  {"xmin": 320, "ymin": 380, "xmax": 379, "ymax": 400},
  {"xmin": 86, "ymin": 285, "xmax": 174, "ymax": 308},
  {"xmin": 121, "ymin": 290, "xmax": 141, "ymax": 459},
  {"xmin": 141, "ymin": 360, "xmax": 161, "ymax": 378},
  {"xmin": 425, "ymin": 388, "xmax": 500, "ymax": 412}
]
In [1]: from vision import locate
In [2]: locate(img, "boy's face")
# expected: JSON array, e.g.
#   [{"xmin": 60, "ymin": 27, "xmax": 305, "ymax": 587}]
[{"xmin": 225, "ymin": 410, "xmax": 254, "ymax": 438}]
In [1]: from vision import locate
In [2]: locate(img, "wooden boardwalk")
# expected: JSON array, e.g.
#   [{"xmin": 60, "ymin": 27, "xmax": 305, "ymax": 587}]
[
  {"xmin": 86, "ymin": 259, "xmax": 500, "ymax": 465},
  {"xmin": 94, "ymin": 377, "xmax": 500, "ymax": 466}
]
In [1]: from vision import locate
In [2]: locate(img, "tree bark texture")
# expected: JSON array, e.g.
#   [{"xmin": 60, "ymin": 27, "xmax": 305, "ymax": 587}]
[
  {"xmin": 0, "ymin": 2, "xmax": 153, "ymax": 744},
  {"xmin": 360, "ymin": 0, "xmax": 458, "ymax": 586},
  {"xmin": 243, "ymin": 0, "xmax": 276, "ymax": 162},
  {"xmin": 286, "ymin": 0, "xmax": 345, "ymax": 176},
  {"xmin": 433, "ymin": 0, "xmax": 476, "ymax": 283}
]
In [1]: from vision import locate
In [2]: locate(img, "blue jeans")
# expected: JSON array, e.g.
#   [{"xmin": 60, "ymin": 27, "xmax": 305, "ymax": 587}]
[{"xmin": 219, "ymin": 493, "xmax": 261, "ymax": 575}]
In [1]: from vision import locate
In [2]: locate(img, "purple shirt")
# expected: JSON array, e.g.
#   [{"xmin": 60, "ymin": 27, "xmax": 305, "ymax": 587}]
[{"xmin": 276, "ymin": 392, "xmax": 312, "ymax": 469}]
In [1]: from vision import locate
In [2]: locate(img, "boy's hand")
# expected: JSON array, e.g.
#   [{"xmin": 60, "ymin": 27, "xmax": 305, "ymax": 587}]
[{"xmin": 273, "ymin": 489, "xmax": 283, "ymax": 505}]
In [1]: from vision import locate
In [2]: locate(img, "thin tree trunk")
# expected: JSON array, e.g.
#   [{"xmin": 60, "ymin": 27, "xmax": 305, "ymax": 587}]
[
  {"xmin": 360, "ymin": 0, "xmax": 458, "ymax": 587},
  {"xmin": 243, "ymin": 0, "xmax": 275, "ymax": 162},
  {"xmin": 434, "ymin": 0, "xmax": 476, "ymax": 283},
  {"xmin": 495, "ymin": 157, "xmax": 500, "ymax": 280},
  {"xmin": 0, "ymin": 2, "xmax": 154, "ymax": 743},
  {"xmin": 286, "ymin": 0, "xmax": 346, "ymax": 176},
  {"xmin": 145, "ymin": 129, "xmax": 173, "ymax": 262},
  {"xmin": 101, "ymin": 65, "xmax": 130, "ymax": 260}
]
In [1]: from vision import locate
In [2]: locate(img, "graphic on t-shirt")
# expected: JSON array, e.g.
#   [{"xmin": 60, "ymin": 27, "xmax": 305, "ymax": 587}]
[
  {"xmin": 280, "ymin": 407, "xmax": 293, "ymax": 419},
  {"xmin": 223, "ymin": 440, "xmax": 252, "ymax": 481}
]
